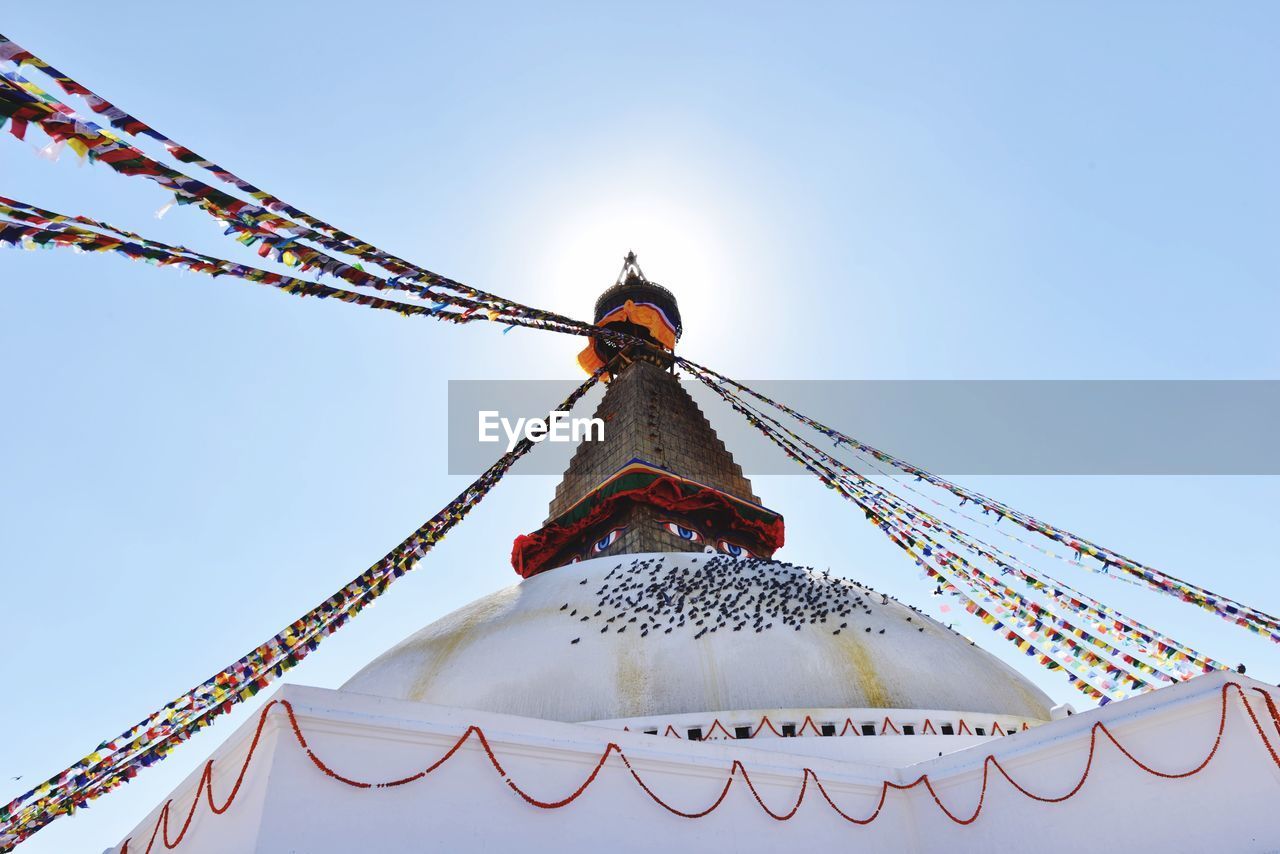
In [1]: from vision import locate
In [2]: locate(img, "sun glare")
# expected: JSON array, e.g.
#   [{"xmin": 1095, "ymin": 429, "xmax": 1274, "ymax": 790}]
[{"xmin": 528, "ymin": 195, "xmax": 741, "ymax": 353}]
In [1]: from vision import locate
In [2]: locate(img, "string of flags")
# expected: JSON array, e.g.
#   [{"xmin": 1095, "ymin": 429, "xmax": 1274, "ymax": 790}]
[
  {"xmin": 681, "ymin": 360, "xmax": 1280, "ymax": 645},
  {"xmin": 0, "ymin": 33, "xmax": 679, "ymax": 360},
  {"xmin": 0, "ymin": 201, "xmax": 467, "ymax": 322},
  {"xmin": 0, "ymin": 195, "xmax": 644, "ymax": 348},
  {"xmin": 694, "ymin": 366, "xmax": 1226, "ymax": 686},
  {"xmin": 0, "ymin": 197, "xmax": 517, "ymax": 326},
  {"xmin": 0, "ymin": 34, "xmax": 473, "ymax": 291},
  {"xmin": 0, "ymin": 73, "xmax": 489, "ymax": 314},
  {"xmin": 0, "ymin": 33, "xmax": 619, "ymax": 342},
  {"xmin": 0, "ymin": 77, "xmax": 612, "ymax": 348},
  {"xmin": 844, "ymin": 448, "xmax": 1227, "ymax": 675},
  {"xmin": 822, "ymin": 468, "xmax": 1201, "ymax": 685},
  {"xmin": 0, "ymin": 372, "xmax": 602, "ymax": 853},
  {"xmin": 682, "ymin": 365, "xmax": 1171, "ymax": 703}
]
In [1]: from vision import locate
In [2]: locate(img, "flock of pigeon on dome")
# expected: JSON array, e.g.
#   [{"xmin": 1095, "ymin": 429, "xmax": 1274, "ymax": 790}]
[{"xmin": 560, "ymin": 554, "xmax": 943, "ymax": 645}]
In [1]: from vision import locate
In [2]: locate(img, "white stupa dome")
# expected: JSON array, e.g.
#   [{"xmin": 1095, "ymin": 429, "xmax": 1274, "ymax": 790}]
[{"xmin": 343, "ymin": 552, "xmax": 1054, "ymax": 723}]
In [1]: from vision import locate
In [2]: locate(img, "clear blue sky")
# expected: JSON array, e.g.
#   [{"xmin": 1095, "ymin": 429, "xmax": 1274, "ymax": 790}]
[{"xmin": 2, "ymin": 3, "xmax": 1278, "ymax": 851}]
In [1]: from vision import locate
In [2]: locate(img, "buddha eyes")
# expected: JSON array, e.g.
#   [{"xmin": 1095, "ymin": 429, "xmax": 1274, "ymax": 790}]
[
  {"xmin": 718, "ymin": 539, "xmax": 756, "ymax": 558},
  {"xmin": 663, "ymin": 521, "xmax": 702, "ymax": 542},
  {"xmin": 592, "ymin": 528, "xmax": 625, "ymax": 553},
  {"xmin": 661, "ymin": 522, "xmax": 754, "ymax": 558}
]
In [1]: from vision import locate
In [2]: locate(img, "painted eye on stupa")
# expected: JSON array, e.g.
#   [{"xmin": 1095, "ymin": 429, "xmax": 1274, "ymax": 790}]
[
  {"xmin": 592, "ymin": 528, "xmax": 625, "ymax": 553},
  {"xmin": 567, "ymin": 556, "xmax": 581, "ymax": 564},
  {"xmin": 662, "ymin": 521, "xmax": 702, "ymax": 542},
  {"xmin": 718, "ymin": 540, "xmax": 754, "ymax": 558}
]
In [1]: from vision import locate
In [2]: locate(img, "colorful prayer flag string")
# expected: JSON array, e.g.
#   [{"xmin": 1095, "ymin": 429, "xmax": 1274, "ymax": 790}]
[
  {"xmin": 0, "ymin": 371, "xmax": 603, "ymax": 852},
  {"xmin": 0, "ymin": 38, "xmax": 620, "ymax": 339},
  {"xmin": 840, "ymin": 447, "xmax": 1226, "ymax": 675},
  {"xmin": 679, "ymin": 359, "xmax": 1280, "ymax": 644},
  {"xmin": 681, "ymin": 364, "xmax": 1224, "ymax": 700}
]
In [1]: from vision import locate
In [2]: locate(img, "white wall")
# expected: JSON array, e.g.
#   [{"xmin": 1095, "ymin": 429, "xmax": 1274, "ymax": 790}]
[{"xmin": 108, "ymin": 673, "xmax": 1280, "ymax": 854}]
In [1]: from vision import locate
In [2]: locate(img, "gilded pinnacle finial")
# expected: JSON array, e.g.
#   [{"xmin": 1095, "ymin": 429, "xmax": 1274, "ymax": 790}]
[{"xmin": 579, "ymin": 253, "xmax": 684, "ymax": 376}]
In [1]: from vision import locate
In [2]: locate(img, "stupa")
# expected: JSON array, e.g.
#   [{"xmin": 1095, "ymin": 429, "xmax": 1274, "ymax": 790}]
[
  {"xmin": 107, "ymin": 257, "xmax": 1280, "ymax": 853},
  {"xmin": 343, "ymin": 255, "xmax": 1055, "ymax": 727}
]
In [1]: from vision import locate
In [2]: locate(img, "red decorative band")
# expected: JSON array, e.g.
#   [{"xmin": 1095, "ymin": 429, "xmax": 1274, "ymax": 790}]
[{"xmin": 511, "ymin": 461, "xmax": 785, "ymax": 577}]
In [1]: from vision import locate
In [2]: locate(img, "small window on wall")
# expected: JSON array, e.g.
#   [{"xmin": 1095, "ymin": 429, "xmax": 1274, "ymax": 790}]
[
  {"xmin": 940, "ymin": 723, "xmax": 955, "ymax": 735},
  {"xmin": 860, "ymin": 723, "xmax": 876, "ymax": 736},
  {"xmin": 781, "ymin": 723, "xmax": 797, "ymax": 737},
  {"xmin": 687, "ymin": 727, "xmax": 703, "ymax": 741},
  {"xmin": 975, "ymin": 727, "xmax": 986, "ymax": 736},
  {"xmin": 820, "ymin": 723, "xmax": 837, "ymax": 737},
  {"xmin": 734, "ymin": 726, "xmax": 752, "ymax": 739},
  {"xmin": 902, "ymin": 724, "xmax": 916, "ymax": 736},
  {"xmin": 643, "ymin": 729, "xmax": 658, "ymax": 736}
]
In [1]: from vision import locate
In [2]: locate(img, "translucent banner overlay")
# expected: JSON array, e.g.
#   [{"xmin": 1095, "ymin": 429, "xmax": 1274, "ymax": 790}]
[{"xmin": 448, "ymin": 380, "xmax": 1280, "ymax": 476}]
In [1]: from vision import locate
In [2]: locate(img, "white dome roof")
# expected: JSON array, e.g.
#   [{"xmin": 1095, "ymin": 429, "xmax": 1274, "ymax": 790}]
[{"xmin": 342, "ymin": 552, "xmax": 1054, "ymax": 722}]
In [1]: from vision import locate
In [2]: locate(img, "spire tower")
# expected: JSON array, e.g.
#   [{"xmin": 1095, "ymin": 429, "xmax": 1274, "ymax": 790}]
[{"xmin": 511, "ymin": 254, "xmax": 784, "ymax": 576}]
